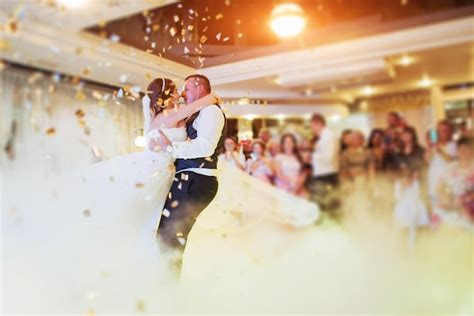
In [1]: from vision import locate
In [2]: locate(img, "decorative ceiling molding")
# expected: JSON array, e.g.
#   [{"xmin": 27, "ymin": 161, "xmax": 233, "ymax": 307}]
[
  {"xmin": 0, "ymin": 13, "xmax": 193, "ymax": 90},
  {"xmin": 0, "ymin": 0, "xmax": 176, "ymax": 31},
  {"xmin": 221, "ymin": 103, "xmax": 349, "ymax": 119},
  {"xmin": 202, "ymin": 16, "xmax": 474, "ymax": 86}
]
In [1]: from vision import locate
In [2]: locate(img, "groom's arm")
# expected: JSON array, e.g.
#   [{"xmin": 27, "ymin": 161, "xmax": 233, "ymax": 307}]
[{"xmin": 171, "ymin": 105, "xmax": 225, "ymax": 159}]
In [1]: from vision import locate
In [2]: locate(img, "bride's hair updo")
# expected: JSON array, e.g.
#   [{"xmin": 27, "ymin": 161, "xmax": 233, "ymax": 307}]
[{"xmin": 146, "ymin": 78, "xmax": 176, "ymax": 118}]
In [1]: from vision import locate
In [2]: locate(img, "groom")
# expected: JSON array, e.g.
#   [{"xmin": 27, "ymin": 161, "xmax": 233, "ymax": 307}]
[{"xmin": 152, "ymin": 74, "xmax": 226, "ymax": 252}]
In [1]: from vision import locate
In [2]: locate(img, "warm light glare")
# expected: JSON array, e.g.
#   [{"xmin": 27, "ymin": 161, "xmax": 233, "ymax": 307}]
[
  {"xmin": 244, "ymin": 114, "xmax": 257, "ymax": 121},
  {"xmin": 134, "ymin": 136, "xmax": 146, "ymax": 148},
  {"xmin": 57, "ymin": 0, "xmax": 88, "ymax": 9},
  {"xmin": 238, "ymin": 97, "xmax": 250, "ymax": 105},
  {"xmin": 361, "ymin": 86, "xmax": 375, "ymax": 96},
  {"xmin": 397, "ymin": 54, "xmax": 414, "ymax": 66},
  {"xmin": 419, "ymin": 76, "xmax": 434, "ymax": 87},
  {"xmin": 271, "ymin": 3, "xmax": 306, "ymax": 38}
]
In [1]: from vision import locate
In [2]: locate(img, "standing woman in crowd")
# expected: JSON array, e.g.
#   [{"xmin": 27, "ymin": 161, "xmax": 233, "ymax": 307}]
[
  {"xmin": 340, "ymin": 129, "xmax": 353, "ymax": 152},
  {"xmin": 396, "ymin": 127, "xmax": 426, "ymax": 171},
  {"xmin": 219, "ymin": 136, "xmax": 246, "ymax": 170},
  {"xmin": 245, "ymin": 139, "xmax": 273, "ymax": 184},
  {"xmin": 426, "ymin": 120, "xmax": 458, "ymax": 207},
  {"xmin": 367, "ymin": 128, "xmax": 387, "ymax": 172},
  {"xmin": 273, "ymin": 133, "xmax": 304, "ymax": 195},
  {"xmin": 340, "ymin": 130, "xmax": 374, "ymax": 182}
]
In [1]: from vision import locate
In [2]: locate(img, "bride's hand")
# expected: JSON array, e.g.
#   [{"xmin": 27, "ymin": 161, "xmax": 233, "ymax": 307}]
[{"xmin": 204, "ymin": 93, "xmax": 220, "ymax": 105}]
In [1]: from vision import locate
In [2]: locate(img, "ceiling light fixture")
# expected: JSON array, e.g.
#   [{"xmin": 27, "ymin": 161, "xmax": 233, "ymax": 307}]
[
  {"xmin": 397, "ymin": 54, "xmax": 414, "ymax": 66},
  {"xmin": 57, "ymin": 0, "xmax": 89, "ymax": 9},
  {"xmin": 361, "ymin": 86, "xmax": 374, "ymax": 96},
  {"xmin": 419, "ymin": 76, "xmax": 434, "ymax": 88},
  {"xmin": 270, "ymin": 3, "xmax": 306, "ymax": 38}
]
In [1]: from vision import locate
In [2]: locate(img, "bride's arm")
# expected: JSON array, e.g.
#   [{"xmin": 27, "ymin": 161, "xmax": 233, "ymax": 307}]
[{"xmin": 164, "ymin": 93, "xmax": 218, "ymax": 125}]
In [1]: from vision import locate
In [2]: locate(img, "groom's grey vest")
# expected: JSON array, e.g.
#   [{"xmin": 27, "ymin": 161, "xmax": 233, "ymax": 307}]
[{"xmin": 174, "ymin": 105, "xmax": 226, "ymax": 173}]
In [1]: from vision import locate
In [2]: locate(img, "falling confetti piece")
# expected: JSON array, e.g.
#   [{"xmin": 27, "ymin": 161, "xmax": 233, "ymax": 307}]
[
  {"xmin": 200, "ymin": 35, "xmax": 207, "ymax": 44},
  {"xmin": 168, "ymin": 192, "xmax": 172, "ymax": 200},
  {"xmin": 184, "ymin": 46, "xmax": 189, "ymax": 54},
  {"xmin": 181, "ymin": 173, "xmax": 189, "ymax": 181},
  {"xmin": 177, "ymin": 237, "xmax": 186, "ymax": 246},
  {"xmin": 98, "ymin": 19, "xmax": 107, "ymax": 28},
  {"xmin": 117, "ymin": 88, "xmax": 124, "ymax": 98},
  {"xmin": 173, "ymin": 15, "xmax": 180, "ymax": 23},
  {"xmin": 109, "ymin": 176, "xmax": 115, "ymax": 182},
  {"xmin": 135, "ymin": 183, "xmax": 144, "ymax": 188},
  {"xmin": 170, "ymin": 200, "xmax": 179, "ymax": 208},
  {"xmin": 82, "ymin": 67, "xmax": 91, "ymax": 76},
  {"xmin": 91, "ymin": 145, "xmax": 103, "ymax": 161},
  {"xmin": 119, "ymin": 74, "xmax": 128, "ymax": 84},
  {"xmin": 136, "ymin": 300, "xmax": 145, "ymax": 312},
  {"xmin": 187, "ymin": 25, "xmax": 194, "ymax": 31},
  {"xmin": 176, "ymin": 232, "xmax": 183, "ymax": 237},
  {"xmin": 216, "ymin": 32, "xmax": 222, "ymax": 40},
  {"xmin": 83, "ymin": 209, "xmax": 91, "ymax": 217},
  {"xmin": 169, "ymin": 27, "xmax": 177, "ymax": 37},
  {"xmin": 177, "ymin": 182, "xmax": 183, "ymax": 190},
  {"xmin": 215, "ymin": 13, "xmax": 224, "ymax": 20},
  {"xmin": 162, "ymin": 209, "xmax": 170, "ymax": 217},
  {"xmin": 75, "ymin": 109, "xmax": 85, "ymax": 118},
  {"xmin": 109, "ymin": 34, "xmax": 120, "ymax": 42},
  {"xmin": 45, "ymin": 127, "xmax": 55, "ymax": 135},
  {"xmin": 223, "ymin": 36, "xmax": 229, "ymax": 42}
]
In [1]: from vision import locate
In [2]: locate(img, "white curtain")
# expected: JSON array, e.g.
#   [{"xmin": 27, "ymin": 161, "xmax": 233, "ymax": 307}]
[{"xmin": 1, "ymin": 65, "xmax": 143, "ymax": 178}]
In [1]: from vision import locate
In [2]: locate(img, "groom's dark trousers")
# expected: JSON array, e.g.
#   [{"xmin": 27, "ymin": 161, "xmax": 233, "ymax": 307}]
[{"xmin": 157, "ymin": 171, "xmax": 218, "ymax": 250}]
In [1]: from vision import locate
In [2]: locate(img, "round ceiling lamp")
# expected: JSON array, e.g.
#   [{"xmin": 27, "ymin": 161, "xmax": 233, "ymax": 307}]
[{"xmin": 270, "ymin": 3, "xmax": 306, "ymax": 38}]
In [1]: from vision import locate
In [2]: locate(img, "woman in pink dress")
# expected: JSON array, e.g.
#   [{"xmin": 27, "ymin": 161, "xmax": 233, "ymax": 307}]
[{"xmin": 273, "ymin": 133, "xmax": 303, "ymax": 195}]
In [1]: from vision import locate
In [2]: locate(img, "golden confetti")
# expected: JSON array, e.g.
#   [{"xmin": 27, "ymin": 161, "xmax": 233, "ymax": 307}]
[
  {"xmin": 216, "ymin": 32, "xmax": 222, "ymax": 40},
  {"xmin": 135, "ymin": 183, "xmax": 144, "ymax": 188},
  {"xmin": 83, "ymin": 209, "xmax": 91, "ymax": 217},
  {"xmin": 237, "ymin": 32, "xmax": 243, "ymax": 38},
  {"xmin": 187, "ymin": 25, "xmax": 194, "ymax": 31},
  {"xmin": 76, "ymin": 90, "xmax": 87, "ymax": 101},
  {"xmin": 7, "ymin": 19, "xmax": 19, "ymax": 33},
  {"xmin": 184, "ymin": 46, "xmax": 189, "ymax": 54},
  {"xmin": 173, "ymin": 15, "xmax": 180, "ymax": 23},
  {"xmin": 200, "ymin": 35, "xmax": 207, "ymax": 44},
  {"xmin": 145, "ymin": 73, "xmax": 153, "ymax": 80},
  {"xmin": 98, "ymin": 19, "xmax": 107, "ymax": 28},
  {"xmin": 0, "ymin": 39, "xmax": 11, "ymax": 52},
  {"xmin": 223, "ymin": 36, "xmax": 229, "ymax": 42},
  {"xmin": 169, "ymin": 27, "xmax": 177, "ymax": 37},
  {"xmin": 82, "ymin": 67, "xmax": 91, "ymax": 76},
  {"xmin": 176, "ymin": 232, "xmax": 183, "ymax": 237},
  {"xmin": 162, "ymin": 209, "xmax": 170, "ymax": 217},
  {"xmin": 136, "ymin": 300, "xmax": 145, "ymax": 312},
  {"xmin": 45, "ymin": 127, "xmax": 56, "ymax": 135},
  {"xmin": 215, "ymin": 13, "xmax": 224, "ymax": 20},
  {"xmin": 75, "ymin": 109, "xmax": 85, "ymax": 118},
  {"xmin": 168, "ymin": 192, "xmax": 172, "ymax": 200},
  {"xmin": 170, "ymin": 200, "xmax": 179, "ymax": 208},
  {"xmin": 152, "ymin": 24, "xmax": 160, "ymax": 32}
]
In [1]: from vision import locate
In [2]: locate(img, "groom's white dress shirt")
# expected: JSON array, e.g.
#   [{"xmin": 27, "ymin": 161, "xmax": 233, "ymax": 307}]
[{"xmin": 171, "ymin": 104, "xmax": 225, "ymax": 177}]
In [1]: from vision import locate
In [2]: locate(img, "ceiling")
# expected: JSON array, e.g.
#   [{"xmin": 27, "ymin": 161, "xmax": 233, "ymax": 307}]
[
  {"xmin": 86, "ymin": 0, "xmax": 473, "ymax": 68},
  {"xmin": 0, "ymin": 0, "xmax": 473, "ymax": 116}
]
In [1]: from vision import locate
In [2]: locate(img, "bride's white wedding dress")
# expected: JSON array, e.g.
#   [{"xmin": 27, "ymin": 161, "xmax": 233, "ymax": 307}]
[{"xmin": 3, "ymin": 99, "xmax": 321, "ymax": 313}]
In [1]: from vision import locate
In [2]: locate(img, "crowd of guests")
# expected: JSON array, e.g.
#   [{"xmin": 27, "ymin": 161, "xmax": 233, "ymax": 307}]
[{"xmin": 219, "ymin": 112, "xmax": 474, "ymax": 231}]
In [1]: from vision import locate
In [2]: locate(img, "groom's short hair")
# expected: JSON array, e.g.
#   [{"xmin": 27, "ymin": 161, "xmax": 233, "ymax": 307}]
[{"xmin": 185, "ymin": 74, "xmax": 211, "ymax": 93}]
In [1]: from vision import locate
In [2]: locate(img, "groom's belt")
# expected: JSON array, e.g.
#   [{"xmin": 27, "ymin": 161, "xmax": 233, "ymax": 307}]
[{"xmin": 175, "ymin": 157, "xmax": 218, "ymax": 172}]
